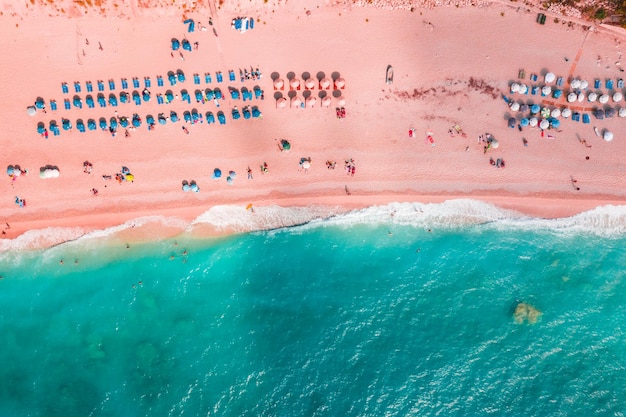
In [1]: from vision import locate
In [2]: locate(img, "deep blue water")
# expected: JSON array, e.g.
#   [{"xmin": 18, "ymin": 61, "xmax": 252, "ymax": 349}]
[{"xmin": 1, "ymin": 202, "xmax": 625, "ymax": 417}]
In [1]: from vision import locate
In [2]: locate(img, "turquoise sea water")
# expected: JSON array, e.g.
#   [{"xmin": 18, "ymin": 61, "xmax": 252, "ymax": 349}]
[{"xmin": 1, "ymin": 201, "xmax": 626, "ymax": 417}]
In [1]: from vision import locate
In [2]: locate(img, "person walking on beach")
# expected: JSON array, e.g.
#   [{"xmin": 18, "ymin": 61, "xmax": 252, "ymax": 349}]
[
  {"xmin": 570, "ymin": 175, "xmax": 580, "ymax": 191},
  {"xmin": 247, "ymin": 166, "xmax": 253, "ymax": 179}
]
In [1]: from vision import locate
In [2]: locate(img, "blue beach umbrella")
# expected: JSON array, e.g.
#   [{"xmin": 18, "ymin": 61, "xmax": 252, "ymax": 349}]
[
  {"xmin": 170, "ymin": 111, "xmax": 179, "ymax": 122},
  {"xmin": 37, "ymin": 122, "xmax": 45, "ymax": 134},
  {"xmin": 230, "ymin": 88, "xmax": 240, "ymax": 100},
  {"xmin": 182, "ymin": 183, "xmax": 191, "ymax": 192},
  {"xmin": 530, "ymin": 104, "xmax": 540, "ymax": 114},
  {"xmin": 254, "ymin": 86, "xmax": 263, "ymax": 99},
  {"xmin": 243, "ymin": 107, "xmax": 251, "ymax": 119},
  {"xmin": 146, "ymin": 115, "xmax": 154, "ymax": 126},
  {"xmin": 158, "ymin": 113, "xmax": 167, "ymax": 125},
  {"xmin": 87, "ymin": 119, "xmax": 96, "ymax": 130},
  {"xmin": 212, "ymin": 168, "xmax": 222, "ymax": 179},
  {"xmin": 182, "ymin": 39, "xmax": 192, "ymax": 52},
  {"xmin": 217, "ymin": 111, "xmax": 226, "ymax": 125},
  {"xmin": 171, "ymin": 38, "xmax": 180, "ymax": 51},
  {"xmin": 214, "ymin": 88, "xmax": 222, "ymax": 100},
  {"xmin": 205, "ymin": 88, "xmax": 214, "ymax": 100},
  {"xmin": 520, "ymin": 118, "xmax": 529, "ymax": 127},
  {"xmin": 232, "ymin": 108, "xmax": 241, "ymax": 120},
  {"xmin": 183, "ymin": 111, "xmax": 191, "ymax": 123},
  {"xmin": 251, "ymin": 107, "xmax": 261, "ymax": 118},
  {"xmin": 191, "ymin": 109, "xmax": 199, "ymax": 123},
  {"xmin": 168, "ymin": 73, "xmax": 177, "ymax": 86},
  {"xmin": 177, "ymin": 70, "xmax": 185, "ymax": 82},
  {"xmin": 73, "ymin": 96, "xmax": 82, "ymax": 108},
  {"xmin": 7, "ymin": 166, "xmax": 15, "ymax": 176},
  {"xmin": 119, "ymin": 117, "xmax": 129, "ymax": 128},
  {"xmin": 507, "ymin": 117, "xmax": 516, "ymax": 128},
  {"xmin": 132, "ymin": 114, "xmax": 141, "ymax": 127},
  {"xmin": 119, "ymin": 92, "xmax": 128, "ymax": 104},
  {"xmin": 110, "ymin": 117, "xmax": 118, "ymax": 130},
  {"xmin": 62, "ymin": 118, "xmax": 72, "ymax": 130},
  {"xmin": 550, "ymin": 118, "xmax": 560, "ymax": 128},
  {"xmin": 99, "ymin": 118, "xmax": 108, "ymax": 130},
  {"xmin": 206, "ymin": 111, "xmax": 215, "ymax": 124},
  {"xmin": 165, "ymin": 90, "xmax": 174, "ymax": 102},
  {"xmin": 195, "ymin": 89, "xmax": 203, "ymax": 102},
  {"xmin": 142, "ymin": 91, "xmax": 151, "ymax": 102},
  {"xmin": 190, "ymin": 181, "xmax": 199, "ymax": 192},
  {"xmin": 35, "ymin": 97, "xmax": 45, "ymax": 109},
  {"xmin": 76, "ymin": 119, "xmax": 85, "ymax": 132}
]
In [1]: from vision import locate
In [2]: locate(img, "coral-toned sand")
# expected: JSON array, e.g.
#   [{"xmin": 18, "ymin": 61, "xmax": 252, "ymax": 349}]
[{"xmin": 1, "ymin": 0, "xmax": 625, "ymax": 248}]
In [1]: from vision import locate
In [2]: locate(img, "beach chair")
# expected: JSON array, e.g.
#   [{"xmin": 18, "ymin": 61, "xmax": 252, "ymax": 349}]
[
  {"xmin": 144, "ymin": 77, "xmax": 151, "ymax": 88},
  {"xmin": 64, "ymin": 99, "xmax": 71, "ymax": 110},
  {"xmin": 249, "ymin": 18, "xmax": 254, "ymax": 29},
  {"xmin": 132, "ymin": 77, "xmax": 140, "ymax": 88},
  {"xmin": 98, "ymin": 80, "xmax": 105, "ymax": 91},
  {"xmin": 216, "ymin": 72, "xmax": 223, "ymax": 83},
  {"xmin": 98, "ymin": 94, "xmax": 107, "ymax": 108},
  {"xmin": 133, "ymin": 91, "xmax": 141, "ymax": 105},
  {"xmin": 206, "ymin": 111, "xmax": 215, "ymax": 124},
  {"xmin": 177, "ymin": 70, "xmax": 186, "ymax": 83},
  {"xmin": 86, "ymin": 95, "xmax": 95, "ymax": 108},
  {"xmin": 109, "ymin": 94, "xmax": 118, "ymax": 107},
  {"xmin": 530, "ymin": 73, "xmax": 538, "ymax": 82},
  {"xmin": 233, "ymin": 18, "xmax": 242, "ymax": 31},
  {"xmin": 582, "ymin": 113, "xmax": 590, "ymax": 124},
  {"xmin": 606, "ymin": 79, "xmax": 614, "ymax": 90},
  {"xmin": 556, "ymin": 77, "xmax": 564, "ymax": 87},
  {"xmin": 254, "ymin": 86, "xmax": 263, "ymax": 99},
  {"xmin": 87, "ymin": 119, "xmax": 96, "ymax": 131},
  {"xmin": 86, "ymin": 81, "xmax": 93, "ymax": 92},
  {"xmin": 229, "ymin": 70, "xmax": 236, "ymax": 82},
  {"xmin": 73, "ymin": 96, "xmax": 82, "ymax": 109},
  {"xmin": 232, "ymin": 108, "xmax": 241, "ymax": 120},
  {"xmin": 184, "ymin": 18, "xmax": 195, "ymax": 32},
  {"xmin": 74, "ymin": 82, "xmax": 81, "ymax": 93},
  {"xmin": 531, "ymin": 86, "xmax": 538, "ymax": 95},
  {"xmin": 572, "ymin": 112, "xmax": 580, "ymax": 122},
  {"xmin": 62, "ymin": 82, "xmax": 69, "ymax": 94},
  {"xmin": 194, "ymin": 73, "xmax": 201, "ymax": 85},
  {"xmin": 217, "ymin": 111, "xmax": 226, "ymax": 124},
  {"xmin": 121, "ymin": 78, "xmax": 128, "ymax": 89},
  {"xmin": 205, "ymin": 73, "xmax": 212, "ymax": 83},
  {"xmin": 157, "ymin": 76, "xmax": 164, "ymax": 87},
  {"xmin": 77, "ymin": 119, "xmax": 85, "ymax": 132},
  {"xmin": 109, "ymin": 79, "xmax": 116, "ymax": 90},
  {"xmin": 594, "ymin": 79, "xmax": 601, "ymax": 89},
  {"xmin": 157, "ymin": 94, "xmax": 164, "ymax": 105},
  {"xmin": 168, "ymin": 74, "xmax": 177, "ymax": 86},
  {"xmin": 50, "ymin": 100, "xmax": 57, "ymax": 111},
  {"xmin": 181, "ymin": 89, "xmax": 191, "ymax": 103}
]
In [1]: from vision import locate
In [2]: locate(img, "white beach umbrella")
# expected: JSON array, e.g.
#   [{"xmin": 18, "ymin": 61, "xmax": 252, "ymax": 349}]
[
  {"xmin": 613, "ymin": 92, "xmax": 623, "ymax": 102},
  {"xmin": 580, "ymin": 80, "xmax": 589, "ymax": 89},
  {"xmin": 320, "ymin": 78, "xmax": 331, "ymax": 89},
  {"xmin": 305, "ymin": 96, "xmax": 317, "ymax": 108},
  {"xmin": 551, "ymin": 108, "xmax": 561, "ymax": 118},
  {"xmin": 577, "ymin": 92, "xmax": 585, "ymax": 102},
  {"xmin": 510, "ymin": 83, "xmax": 520, "ymax": 93},
  {"xmin": 292, "ymin": 97, "xmax": 302, "ymax": 108},
  {"xmin": 519, "ymin": 84, "xmax": 528, "ymax": 94},
  {"xmin": 588, "ymin": 92, "xmax": 598, "ymax": 102},
  {"xmin": 336, "ymin": 96, "xmax": 346, "ymax": 106},
  {"xmin": 545, "ymin": 72, "xmax": 555, "ymax": 83},
  {"xmin": 305, "ymin": 78, "xmax": 316, "ymax": 89},
  {"xmin": 490, "ymin": 139, "xmax": 499, "ymax": 149},
  {"xmin": 599, "ymin": 94, "xmax": 609, "ymax": 104},
  {"xmin": 603, "ymin": 131, "xmax": 614, "ymax": 142},
  {"xmin": 290, "ymin": 78, "xmax": 300, "ymax": 88},
  {"xmin": 301, "ymin": 160, "xmax": 311, "ymax": 169},
  {"xmin": 539, "ymin": 119, "xmax": 550, "ymax": 130},
  {"xmin": 570, "ymin": 79, "xmax": 581, "ymax": 89},
  {"xmin": 510, "ymin": 102, "xmax": 520, "ymax": 111},
  {"xmin": 276, "ymin": 97, "xmax": 287, "ymax": 108},
  {"xmin": 567, "ymin": 92, "xmax": 577, "ymax": 102},
  {"xmin": 542, "ymin": 85, "xmax": 552, "ymax": 96},
  {"xmin": 273, "ymin": 78, "xmax": 284, "ymax": 89},
  {"xmin": 321, "ymin": 96, "xmax": 332, "ymax": 107},
  {"xmin": 335, "ymin": 78, "xmax": 346, "ymax": 88},
  {"xmin": 620, "ymin": 108, "xmax": 626, "ymax": 118},
  {"xmin": 27, "ymin": 106, "xmax": 36, "ymax": 116},
  {"xmin": 561, "ymin": 108, "xmax": 572, "ymax": 118},
  {"xmin": 529, "ymin": 117, "xmax": 538, "ymax": 127}
]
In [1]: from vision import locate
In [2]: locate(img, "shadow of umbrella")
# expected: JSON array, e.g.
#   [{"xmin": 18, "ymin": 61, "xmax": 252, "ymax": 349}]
[
  {"xmin": 302, "ymin": 90, "xmax": 311, "ymax": 99},
  {"xmin": 331, "ymin": 71, "xmax": 341, "ymax": 81},
  {"xmin": 316, "ymin": 71, "xmax": 326, "ymax": 81},
  {"xmin": 286, "ymin": 71, "xmax": 295, "ymax": 80},
  {"xmin": 274, "ymin": 91, "xmax": 283, "ymax": 101},
  {"xmin": 302, "ymin": 71, "xmax": 311, "ymax": 80},
  {"xmin": 332, "ymin": 90, "xmax": 342, "ymax": 98},
  {"xmin": 271, "ymin": 72, "xmax": 280, "ymax": 81},
  {"xmin": 318, "ymin": 90, "xmax": 327, "ymax": 99}
]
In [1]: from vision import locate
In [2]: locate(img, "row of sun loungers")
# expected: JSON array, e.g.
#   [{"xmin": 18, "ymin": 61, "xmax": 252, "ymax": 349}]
[
  {"xmin": 37, "ymin": 85, "xmax": 264, "ymax": 112},
  {"xmin": 232, "ymin": 17, "xmax": 254, "ymax": 33},
  {"xmin": 61, "ymin": 69, "xmax": 264, "ymax": 94},
  {"xmin": 36, "ymin": 107, "xmax": 262, "ymax": 135}
]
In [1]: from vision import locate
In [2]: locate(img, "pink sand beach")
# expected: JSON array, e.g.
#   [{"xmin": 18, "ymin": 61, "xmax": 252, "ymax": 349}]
[{"xmin": 1, "ymin": 0, "xmax": 625, "ymax": 248}]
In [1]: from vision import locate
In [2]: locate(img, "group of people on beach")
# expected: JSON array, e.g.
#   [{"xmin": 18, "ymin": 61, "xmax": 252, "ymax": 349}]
[
  {"xmin": 336, "ymin": 107, "xmax": 347, "ymax": 119},
  {"xmin": 239, "ymin": 67, "xmax": 262, "ymax": 82},
  {"xmin": 345, "ymin": 159, "xmax": 356, "ymax": 176}
]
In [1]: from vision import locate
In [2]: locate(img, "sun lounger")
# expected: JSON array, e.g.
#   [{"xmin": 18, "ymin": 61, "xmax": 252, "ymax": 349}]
[
  {"xmin": 254, "ymin": 86, "xmax": 263, "ymax": 99},
  {"xmin": 86, "ymin": 95, "xmax": 94, "ymax": 108},
  {"xmin": 177, "ymin": 70, "xmax": 185, "ymax": 83},
  {"xmin": 249, "ymin": 18, "xmax": 254, "ymax": 29},
  {"xmin": 216, "ymin": 72, "xmax": 223, "ymax": 83},
  {"xmin": 97, "ymin": 80, "xmax": 104, "ymax": 91},
  {"xmin": 77, "ymin": 119, "xmax": 85, "ymax": 132},
  {"xmin": 594, "ymin": 79, "xmax": 600, "ymax": 89},
  {"xmin": 109, "ymin": 94, "xmax": 118, "ymax": 107},
  {"xmin": 205, "ymin": 73, "xmax": 212, "ymax": 83},
  {"xmin": 556, "ymin": 77, "xmax": 564, "ymax": 87},
  {"xmin": 157, "ymin": 94, "xmax": 164, "ymax": 105},
  {"xmin": 531, "ymin": 86, "xmax": 538, "ymax": 95},
  {"xmin": 133, "ymin": 77, "xmax": 140, "ymax": 88},
  {"xmin": 181, "ymin": 89, "xmax": 191, "ymax": 103},
  {"xmin": 97, "ymin": 94, "xmax": 107, "ymax": 108},
  {"xmin": 73, "ymin": 96, "xmax": 82, "ymax": 109},
  {"xmin": 108, "ymin": 79, "xmax": 115, "ymax": 90},
  {"xmin": 233, "ymin": 18, "xmax": 242, "ymax": 31},
  {"xmin": 195, "ymin": 89, "xmax": 204, "ymax": 103},
  {"xmin": 74, "ymin": 82, "xmax": 81, "ymax": 93},
  {"xmin": 132, "ymin": 91, "xmax": 141, "ymax": 105},
  {"xmin": 62, "ymin": 82, "xmax": 69, "ymax": 94},
  {"xmin": 144, "ymin": 77, "xmax": 151, "ymax": 88},
  {"xmin": 606, "ymin": 79, "xmax": 614, "ymax": 90},
  {"xmin": 168, "ymin": 74, "xmax": 177, "ymax": 86},
  {"xmin": 64, "ymin": 99, "xmax": 71, "ymax": 110},
  {"xmin": 217, "ymin": 111, "xmax": 226, "ymax": 124},
  {"xmin": 229, "ymin": 70, "xmax": 236, "ymax": 82},
  {"xmin": 572, "ymin": 112, "xmax": 580, "ymax": 121},
  {"xmin": 157, "ymin": 76, "xmax": 164, "ymax": 87},
  {"xmin": 206, "ymin": 111, "xmax": 215, "ymax": 124},
  {"xmin": 50, "ymin": 100, "xmax": 57, "ymax": 111},
  {"xmin": 193, "ymin": 73, "xmax": 201, "ymax": 85},
  {"xmin": 86, "ymin": 81, "xmax": 93, "ymax": 92},
  {"xmin": 121, "ymin": 78, "xmax": 129, "ymax": 89},
  {"xmin": 582, "ymin": 113, "xmax": 590, "ymax": 123}
]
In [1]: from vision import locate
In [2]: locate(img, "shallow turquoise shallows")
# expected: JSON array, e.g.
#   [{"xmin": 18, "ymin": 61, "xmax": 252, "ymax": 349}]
[{"xmin": 1, "ymin": 206, "xmax": 626, "ymax": 416}]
